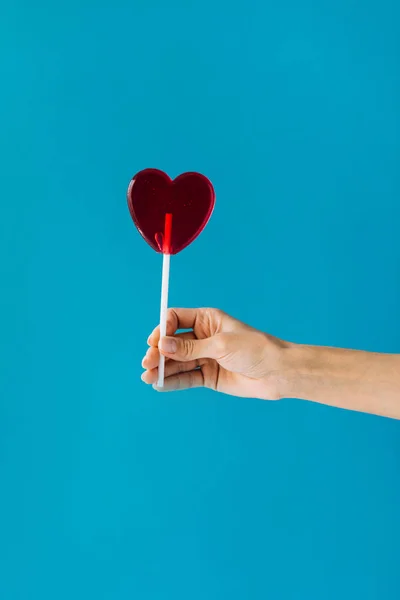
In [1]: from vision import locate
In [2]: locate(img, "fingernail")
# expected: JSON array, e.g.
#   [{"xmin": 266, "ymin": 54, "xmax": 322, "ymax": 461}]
[{"xmin": 159, "ymin": 337, "xmax": 177, "ymax": 354}]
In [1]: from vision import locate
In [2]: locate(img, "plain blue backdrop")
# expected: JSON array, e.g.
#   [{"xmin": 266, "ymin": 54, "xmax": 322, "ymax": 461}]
[{"xmin": 1, "ymin": 1, "xmax": 399, "ymax": 598}]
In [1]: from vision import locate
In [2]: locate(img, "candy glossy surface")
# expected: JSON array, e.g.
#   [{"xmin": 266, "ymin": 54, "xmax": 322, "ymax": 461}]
[{"xmin": 127, "ymin": 169, "xmax": 215, "ymax": 254}]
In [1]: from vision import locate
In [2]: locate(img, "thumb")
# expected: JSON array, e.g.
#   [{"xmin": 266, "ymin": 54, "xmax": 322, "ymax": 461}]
[{"xmin": 159, "ymin": 334, "xmax": 226, "ymax": 362}]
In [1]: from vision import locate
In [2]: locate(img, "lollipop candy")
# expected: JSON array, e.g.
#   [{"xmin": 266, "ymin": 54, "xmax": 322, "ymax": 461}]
[{"xmin": 127, "ymin": 169, "xmax": 215, "ymax": 387}]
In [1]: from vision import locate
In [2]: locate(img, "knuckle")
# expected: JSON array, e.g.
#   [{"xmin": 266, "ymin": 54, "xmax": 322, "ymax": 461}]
[
  {"xmin": 205, "ymin": 308, "xmax": 228, "ymax": 335},
  {"xmin": 177, "ymin": 373, "xmax": 186, "ymax": 390},
  {"xmin": 188, "ymin": 371, "xmax": 195, "ymax": 388},
  {"xmin": 182, "ymin": 338, "xmax": 195, "ymax": 358},
  {"xmin": 176, "ymin": 361, "xmax": 188, "ymax": 375},
  {"xmin": 213, "ymin": 308, "xmax": 229, "ymax": 324},
  {"xmin": 166, "ymin": 308, "xmax": 178, "ymax": 328}
]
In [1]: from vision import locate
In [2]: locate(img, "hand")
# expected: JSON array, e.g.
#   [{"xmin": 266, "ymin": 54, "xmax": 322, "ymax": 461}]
[{"xmin": 141, "ymin": 308, "xmax": 288, "ymax": 399}]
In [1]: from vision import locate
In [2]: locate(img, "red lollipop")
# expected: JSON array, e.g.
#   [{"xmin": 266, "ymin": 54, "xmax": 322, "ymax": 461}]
[{"xmin": 127, "ymin": 169, "xmax": 216, "ymax": 387}]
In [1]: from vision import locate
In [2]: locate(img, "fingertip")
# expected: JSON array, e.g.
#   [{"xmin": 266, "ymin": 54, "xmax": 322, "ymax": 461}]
[
  {"xmin": 142, "ymin": 347, "xmax": 152, "ymax": 368},
  {"xmin": 148, "ymin": 327, "xmax": 161, "ymax": 347},
  {"xmin": 142, "ymin": 368, "xmax": 157, "ymax": 384}
]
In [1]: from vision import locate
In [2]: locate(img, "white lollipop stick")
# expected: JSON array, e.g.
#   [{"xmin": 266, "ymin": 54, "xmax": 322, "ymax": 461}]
[
  {"xmin": 157, "ymin": 252, "xmax": 170, "ymax": 387},
  {"xmin": 157, "ymin": 213, "xmax": 172, "ymax": 388}
]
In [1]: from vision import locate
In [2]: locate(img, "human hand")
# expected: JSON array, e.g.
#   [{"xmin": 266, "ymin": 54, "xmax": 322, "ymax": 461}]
[{"xmin": 141, "ymin": 308, "xmax": 289, "ymax": 399}]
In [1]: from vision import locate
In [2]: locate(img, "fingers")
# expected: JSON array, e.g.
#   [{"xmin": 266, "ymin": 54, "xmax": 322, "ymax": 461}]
[
  {"xmin": 159, "ymin": 333, "xmax": 228, "ymax": 362},
  {"xmin": 141, "ymin": 357, "xmax": 207, "ymax": 385},
  {"xmin": 155, "ymin": 370, "xmax": 204, "ymax": 392},
  {"xmin": 147, "ymin": 308, "xmax": 201, "ymax": 346},
  {"xmin": 142, "ymin": 366, "xmax": 204, "ymax": 391},
  {"xmin": 142, "ymin": 332, "xmax": 196, "ymax": 370}
]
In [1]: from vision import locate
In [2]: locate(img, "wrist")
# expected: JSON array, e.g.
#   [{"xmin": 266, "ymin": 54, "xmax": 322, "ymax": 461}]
[{"xmin": 274, "ymin": 343, "xmax": 316, "ymax": 400}]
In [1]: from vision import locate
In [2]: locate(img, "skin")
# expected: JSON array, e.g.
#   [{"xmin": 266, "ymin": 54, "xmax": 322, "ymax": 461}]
[{"xmin": 141, "ymin": 307, "xmax": 400, "ymax": 420}]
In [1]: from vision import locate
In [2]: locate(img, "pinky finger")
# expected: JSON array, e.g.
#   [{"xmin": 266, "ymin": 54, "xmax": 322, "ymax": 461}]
[{"xmin": 153, "ymin": 369, "xmax": 204, "ymax": 392}]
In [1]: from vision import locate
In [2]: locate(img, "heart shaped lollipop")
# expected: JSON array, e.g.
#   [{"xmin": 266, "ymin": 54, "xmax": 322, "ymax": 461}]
[
  {"xmin": 127, "ymin": 169, "xmax": 215, "ymax": 254},
  {"xmin": 127, "ymin": 169, "xmax": 215, "ymax": 387}
]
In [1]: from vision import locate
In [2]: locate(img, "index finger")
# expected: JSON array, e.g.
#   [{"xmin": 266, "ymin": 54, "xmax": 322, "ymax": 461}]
[{"xmin": 147, "ymin": 308, "xmax": 201, "ymax": 346}]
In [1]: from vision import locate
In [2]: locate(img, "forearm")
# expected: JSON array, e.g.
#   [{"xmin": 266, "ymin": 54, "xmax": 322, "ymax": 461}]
[{"xmin": 279, "ymin": 344, "xmax": 400, "ymax": 419}]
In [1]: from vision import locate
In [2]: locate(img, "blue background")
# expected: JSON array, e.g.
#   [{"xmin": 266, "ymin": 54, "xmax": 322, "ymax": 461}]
[{"xmin": 1, "ymin": 1, "xmax": 399, "ymax": 598}]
